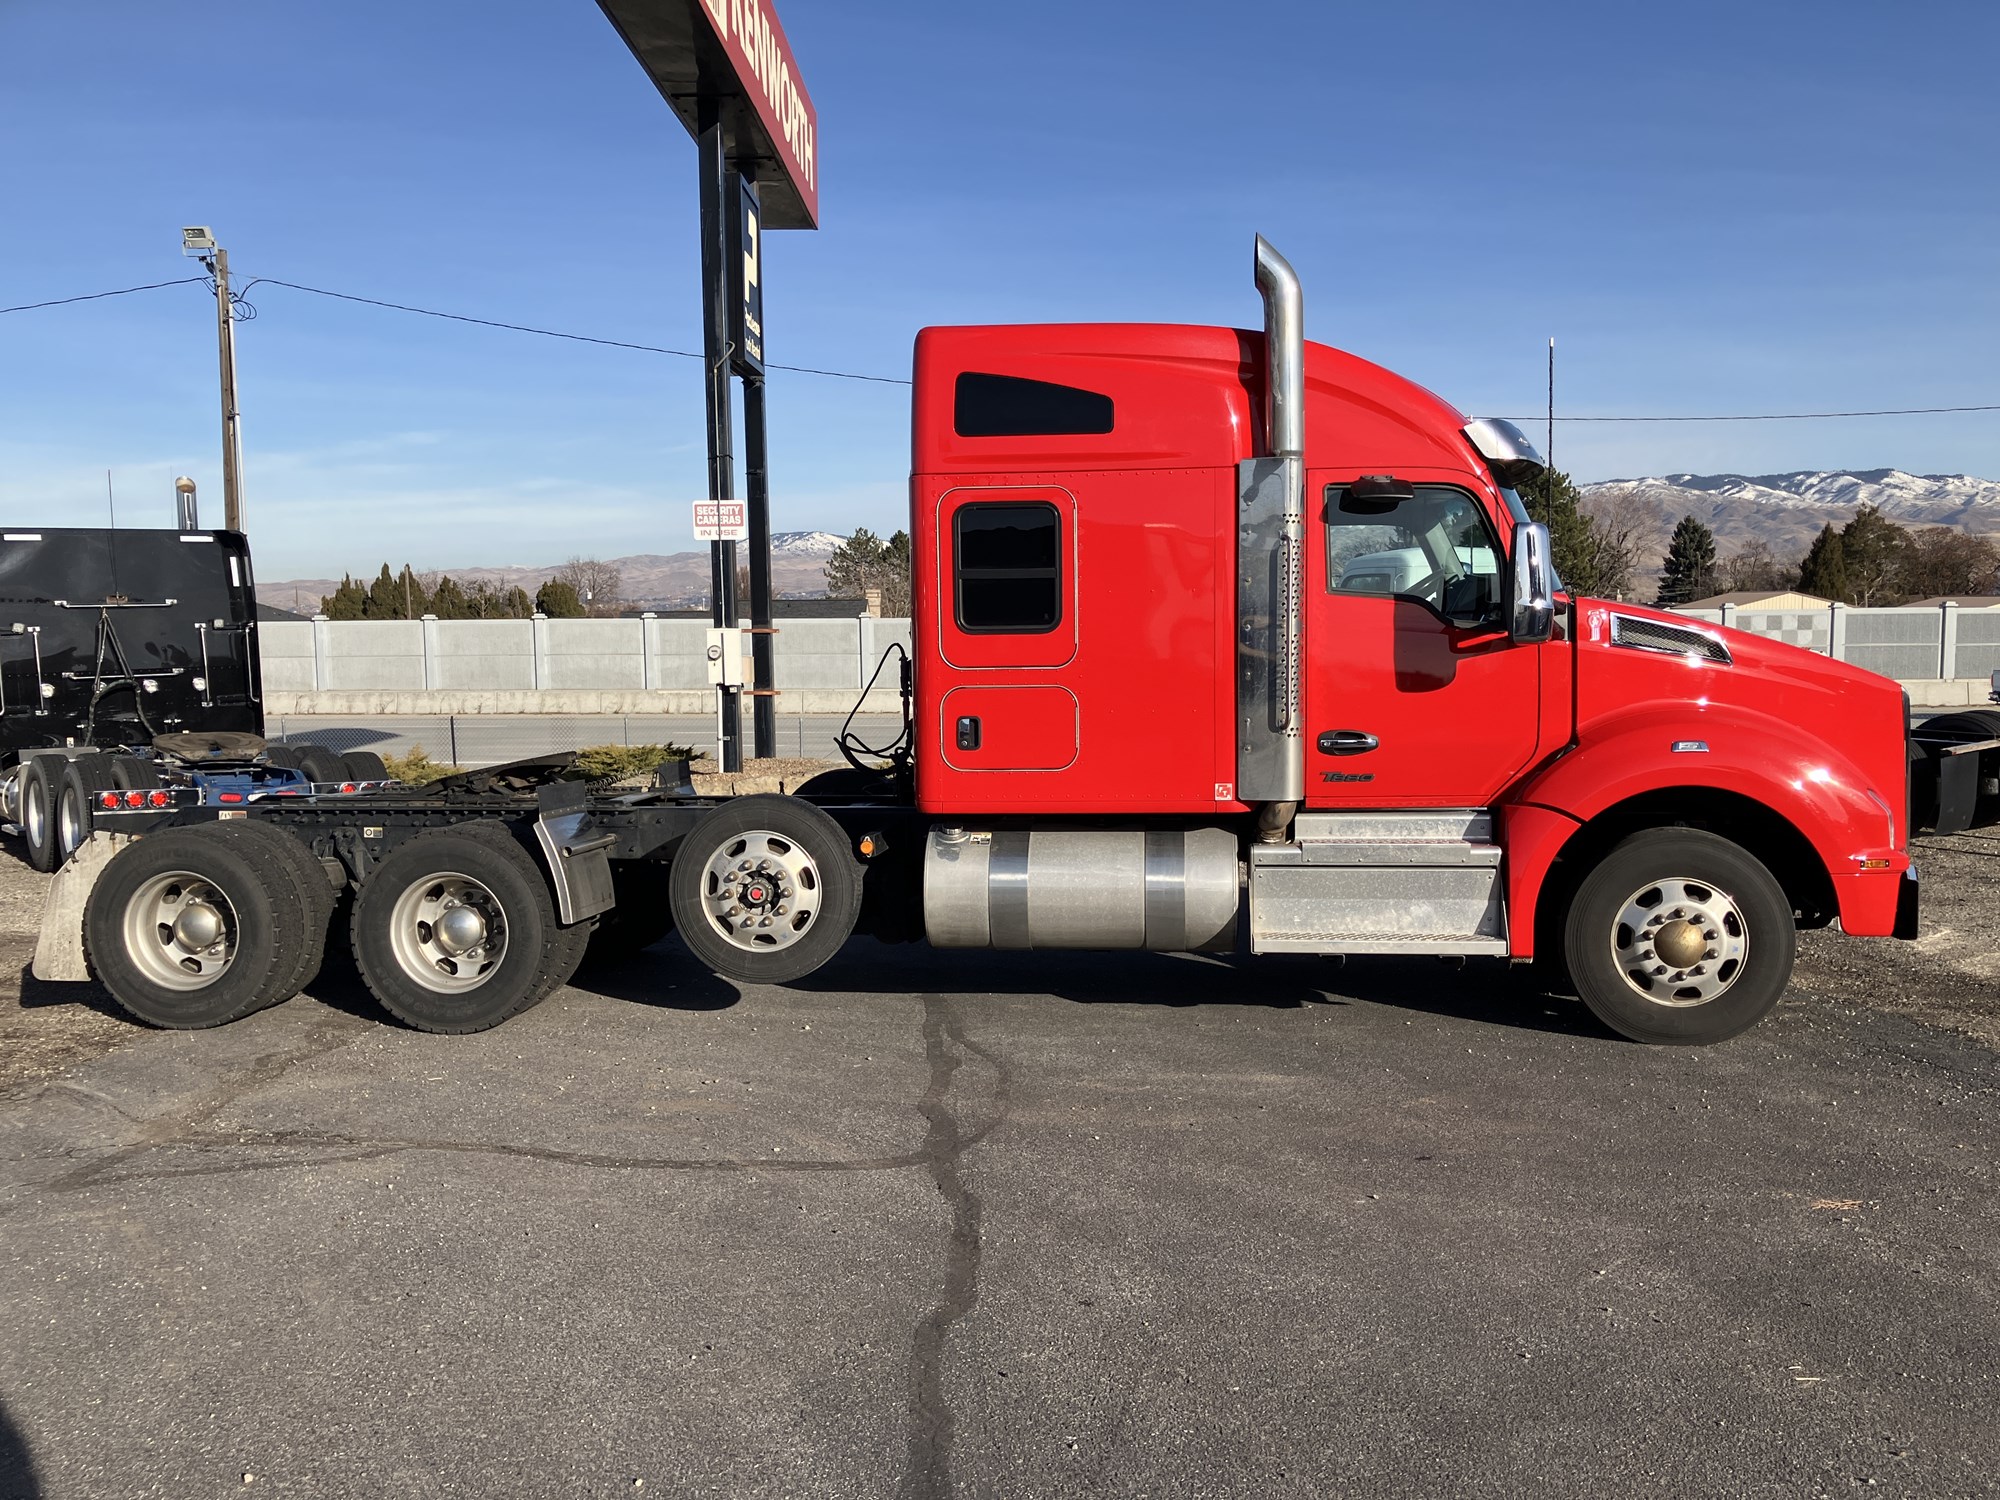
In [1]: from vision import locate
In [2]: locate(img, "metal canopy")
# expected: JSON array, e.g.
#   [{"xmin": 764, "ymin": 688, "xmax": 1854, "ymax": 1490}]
[{"xmin": 596, "ymin": 0, "xmax": 819, "ymax": 229}]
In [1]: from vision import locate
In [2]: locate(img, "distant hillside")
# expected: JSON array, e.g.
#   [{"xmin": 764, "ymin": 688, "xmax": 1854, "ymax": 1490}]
[
  {"xmin": 258, "ymin": 530, "xmax": 847, "ymax": 615},
  {"xmin": 1580, "ymin": 470, "xmax": 2000, "ymax": 566}
]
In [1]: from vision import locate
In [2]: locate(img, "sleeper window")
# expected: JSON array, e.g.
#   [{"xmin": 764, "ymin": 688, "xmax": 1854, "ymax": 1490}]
[{"xmin": 954, "ymin": 502, "xmax": 1062, "ymax": 633}]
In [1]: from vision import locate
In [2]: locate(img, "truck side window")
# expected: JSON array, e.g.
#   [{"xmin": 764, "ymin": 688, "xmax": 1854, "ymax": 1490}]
[
  {"xmin": 954, "ymin": 502, "xmax": 1062, "ymax": 633},
  {"xmin": 954, "ymin": 373, "xmax": 1114, "ymax": 437},
  {"xmin": 1324, "ymin": 485, "xmax": 1502, "ymax": 624}
]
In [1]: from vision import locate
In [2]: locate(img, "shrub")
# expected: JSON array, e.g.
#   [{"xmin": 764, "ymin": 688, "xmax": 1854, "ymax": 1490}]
[
  {"xmin": 566, "ymin": 743, "xmax": 695, "ymax": 783},
  {"xmin": 380, "ymin": 745, "xmax": 462, "ymax": 784}
]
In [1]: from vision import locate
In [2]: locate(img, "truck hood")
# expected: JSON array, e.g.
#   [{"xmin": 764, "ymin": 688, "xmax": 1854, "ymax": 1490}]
[{"xmin": 1571, "ymin": 598, "xmax": 1909, "ymax": 841}]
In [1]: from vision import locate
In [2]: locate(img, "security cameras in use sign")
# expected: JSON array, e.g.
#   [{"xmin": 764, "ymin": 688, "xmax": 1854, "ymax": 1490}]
[{"xmin": 694, "ymin": 500, "xmax": 749, "ymax": 541}]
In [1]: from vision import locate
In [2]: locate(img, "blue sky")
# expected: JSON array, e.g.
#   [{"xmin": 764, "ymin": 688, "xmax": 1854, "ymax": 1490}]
[{"xmin": 2, "ymin": 0, "xmax": 1996, "ymax": 580}]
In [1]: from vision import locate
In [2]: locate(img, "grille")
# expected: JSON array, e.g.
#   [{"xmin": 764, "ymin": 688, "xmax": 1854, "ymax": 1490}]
[{"xmin": 1611, "ymin": 614, "xmax": 1731, "ymax": 665}]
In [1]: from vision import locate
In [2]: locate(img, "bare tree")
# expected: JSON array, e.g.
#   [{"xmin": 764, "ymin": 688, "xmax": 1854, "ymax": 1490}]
[
  {"xmin": 1579, "ymin": 487, "xmax": 1660, "ymax": 601},
  {"xmin": 555, "ymin": 557, "xmax": 625, "ymax": 616},
  {"xmin": 1719, "ymin": 538, "xmax": 1795, "ymax": 594}
]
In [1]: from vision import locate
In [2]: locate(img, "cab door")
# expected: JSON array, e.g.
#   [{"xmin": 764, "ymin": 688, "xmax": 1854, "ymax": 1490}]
[{"xmin": 1303, "ymin": 472, "xmax": 1542, "ymax": 807}]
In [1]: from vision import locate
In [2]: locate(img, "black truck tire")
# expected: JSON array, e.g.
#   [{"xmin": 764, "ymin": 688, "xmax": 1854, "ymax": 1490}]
[
  {"xmin": 1563, "ymin": 828, "xmax": 1794, "ymax": 1046},
  {"xmin": 349, "ymin": 822, "xmax": 582, "ymax": 1033},
  {"xmin": 295, "ymin": 745, "xmax": 348, "ymax": 785},
  {"xmin": 667, "ymin": 794, "xmax": 861, "ymax": 984},
  {"xmin": 110, "ymin": 755, "xmax": 164, "ymax": 790},
  {"xmin": 57, "ymin": 756, "xmax": 119, "ymax": 865},
  {"xmin": 84, "ymin": 824, "xmax": 315, "ymax": 1028},
  {"xmin": 19, "ymin": 757, "xmax": 61, "ymax": 872},
  {"xmin": 340, "ymin": 750, "xmax": 389, "ymax": 782},
  {"xmin": 1920, "ymin": 710, "xmax": 2000, "ymax": 826},
  {"xmin": 204, "ymin": 820, "xmax": 338, "ymax": 1008}
]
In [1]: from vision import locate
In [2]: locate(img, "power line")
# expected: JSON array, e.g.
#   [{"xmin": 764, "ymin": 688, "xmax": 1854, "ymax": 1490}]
[
  {"xmin": 11, "ymin": 274, "xmax": 1997, "ymax": 410},
  {"xmin": 242, "ymin": 276, "xmax": 913, "ymax": 385},
  {"xmin": 0, "ymin": 276, "xmax": 207, "ymax": 316},
  {"xmin": 1504, "ymin": 404, "xmax": 2000, "ymax": 423}
]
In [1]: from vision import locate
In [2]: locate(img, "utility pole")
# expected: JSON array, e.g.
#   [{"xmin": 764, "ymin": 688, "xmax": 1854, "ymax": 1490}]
[
  {"xmin": 182, "ymin": 228, "xmax": 244, "ymax": 533},
  {"xmin": 1546, "ymin": 337, "xmax": 1555, "ymax": 525}
]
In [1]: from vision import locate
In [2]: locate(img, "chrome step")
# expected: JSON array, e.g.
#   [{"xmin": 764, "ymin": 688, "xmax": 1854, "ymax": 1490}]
[{"xmin": 1248, "ymin": 841, "xmax": 1507, "ymax": 956}]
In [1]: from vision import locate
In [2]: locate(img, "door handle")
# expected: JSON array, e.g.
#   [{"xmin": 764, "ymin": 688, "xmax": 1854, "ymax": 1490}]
[{"xmin": 1318, "ymin": 730, "xmax": 1378, "ymax": 756}]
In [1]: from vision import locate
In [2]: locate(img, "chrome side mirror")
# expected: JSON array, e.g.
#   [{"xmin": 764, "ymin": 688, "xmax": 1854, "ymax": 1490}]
[{"xmin": 1510, "ymin": 521, "xmax": 1556, "ymax": 644}]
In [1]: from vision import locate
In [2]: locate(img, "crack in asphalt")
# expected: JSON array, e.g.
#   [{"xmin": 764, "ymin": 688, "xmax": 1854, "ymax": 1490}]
[
  {"xmin": 21, "ymin": 994, "xmax": 1018, "ymax": 1500},
  {"xmin": 897, "ymin": 995, "xmax": 1010, "ymax": 1500}
]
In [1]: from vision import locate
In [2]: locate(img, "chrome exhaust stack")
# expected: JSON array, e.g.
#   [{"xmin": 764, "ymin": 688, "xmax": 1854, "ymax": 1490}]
[{"xmin": 1235, "ymin": 236, "xmax": 1306, "ymax": 818}]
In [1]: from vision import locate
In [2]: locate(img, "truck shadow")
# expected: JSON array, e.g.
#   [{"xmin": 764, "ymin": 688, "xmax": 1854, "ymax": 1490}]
[
  {"xmin": 16, "ymin": 965, "xmax": 130, "ymax": 1023},
  {"xmin": 0, "ymin": 1398, "xmax": 39, "ymax": 1500},
  {"xmin": 777, "ymin": 941, "xmax": 1609, "ymax": 1039}
]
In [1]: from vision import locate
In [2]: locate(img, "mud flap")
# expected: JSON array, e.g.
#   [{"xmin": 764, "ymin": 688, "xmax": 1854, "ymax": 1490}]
[
  {"xmin": 31, "ymin": 832, "xmax": 133, "ymax": 982},
  {"xmin": 1894, "ymin": 864, "xmax": 1921, "ymax": 940}
]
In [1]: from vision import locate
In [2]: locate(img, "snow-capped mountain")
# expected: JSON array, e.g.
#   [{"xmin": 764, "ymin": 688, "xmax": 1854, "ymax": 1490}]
[
  {"xmin": 769, "ymin": 530, "xmax": 846, "ymax": 557},
  {"xmin": 1579, "ymin": 469, "xmax": 2000, "ymax": 561}
]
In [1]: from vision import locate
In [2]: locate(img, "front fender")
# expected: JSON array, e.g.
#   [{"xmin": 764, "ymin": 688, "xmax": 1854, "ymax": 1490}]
[{"xmin": 1504, "ymin": 701, "xmax": 1906, "ymax": 948}]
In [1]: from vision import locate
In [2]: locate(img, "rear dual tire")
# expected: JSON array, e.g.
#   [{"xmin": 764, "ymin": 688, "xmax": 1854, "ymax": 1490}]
[
  {"xmin": 84, "ymin": 821, "xmax": 333, "ymax": 1028},
  {"xmin": 349, "ymin": 823, "xmax": 591, "ymax": 1033}
]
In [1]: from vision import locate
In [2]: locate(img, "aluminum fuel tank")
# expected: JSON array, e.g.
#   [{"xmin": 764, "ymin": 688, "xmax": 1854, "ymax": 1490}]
[{"xmin": 923, "ymin": 826, "xmax": 1240, "ymax": 951}]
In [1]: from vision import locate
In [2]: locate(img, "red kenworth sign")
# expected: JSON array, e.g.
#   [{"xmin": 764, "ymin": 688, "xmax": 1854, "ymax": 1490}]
[
  {"xmin": 696, "ymin": 0, "xmax": 817, "ymax": 227},
  {"xmin": 597, "ymin": 0, "xmax": 820, "ymax": 229}
]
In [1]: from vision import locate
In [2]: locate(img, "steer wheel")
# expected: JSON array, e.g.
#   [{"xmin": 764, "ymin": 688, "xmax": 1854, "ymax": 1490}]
[{"xmin": 1562, "ymin": 827, "xmax": 1795, "ymax": 1046}]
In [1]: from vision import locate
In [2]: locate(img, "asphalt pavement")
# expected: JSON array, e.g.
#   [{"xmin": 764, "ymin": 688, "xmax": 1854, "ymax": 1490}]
[{"xmin": 3, "ymin": 925, "xmax": 1998, "ymax": 1499}]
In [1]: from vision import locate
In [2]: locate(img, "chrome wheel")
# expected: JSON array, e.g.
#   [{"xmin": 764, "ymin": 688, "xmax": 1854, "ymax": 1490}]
[
  {"xmin": 387, "ymin": 872, "xmax": 507, "ymax": 993},
  {"xmin": 1610, "ymin": 876, "xmax": 1748, "ymax": 1008},
  {"xmin": 23, "ymin": 773, "xmax": 48, "ymax": 850},
  {"xmin": 122, "ymin": 870, "xmax": 239, "ymax": 991},
  {"xmin": 57, "ymin": 782, "xmax": 89, "ymax": 859},
  {"xmin": 698, "ymin": 830, "xmax": 823, "ymax": 952}
]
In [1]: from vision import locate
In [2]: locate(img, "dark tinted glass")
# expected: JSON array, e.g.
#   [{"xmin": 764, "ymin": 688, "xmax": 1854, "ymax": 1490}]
[
  {"xmin": 954, "ymin": 502, "xmax": 1061, "ymax": 633},
  {"xmin": 953, "ymin": 372, "xmax": 1114, "ymax": 437}
]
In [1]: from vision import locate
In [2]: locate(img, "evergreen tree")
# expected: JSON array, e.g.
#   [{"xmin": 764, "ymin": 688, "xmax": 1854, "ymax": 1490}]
[
  {"xmin": 535, "ymin": 579, "xmax": 586, "ymax": 617},
  {"xmin": 824, "ymin": 526, "xmax": 913, "ymax": 613},
  {"xmin": 363, "ymin": 564, "xmax": 402, "ymax": 620},
  {"xmin": 1517, "ymin": 468, "xmax": 1600, "ymax": 596},
  {"xmin": 500, "ymin": 585, "xmax": 534, "ymax": 618},
  {"xmin": 320, "ymin": 574, "xmax": 367, "ymax": 619},
  {"xmin": 428, "ymin": 575, "xmax": 470, "ymax": 619},
  {"xmin": 1655, "ymin": 514, "xmax": 1719, "ymax": 606},
  {"xmin": 1838, "ymin": 504, "xmax": 1909, "ymax": 606},
  {"xmin": 1796, "ymin": 523, "xmax": 1849, "ymax": 602}
]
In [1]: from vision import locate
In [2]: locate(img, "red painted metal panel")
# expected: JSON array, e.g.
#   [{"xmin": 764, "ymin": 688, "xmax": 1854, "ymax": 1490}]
[{"xmin": 939, "ymin": 686, "xmax": 1078, "ymax": 772}]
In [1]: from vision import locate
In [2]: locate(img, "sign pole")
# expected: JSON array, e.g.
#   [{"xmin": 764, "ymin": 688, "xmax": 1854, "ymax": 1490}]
[
  {"xmin": 731, "ymin": 173, "xmax": 777, "ymax": 761},
  {"xmin": 696, "ymin": 91, "xmax": 742, "ymax": 773}
]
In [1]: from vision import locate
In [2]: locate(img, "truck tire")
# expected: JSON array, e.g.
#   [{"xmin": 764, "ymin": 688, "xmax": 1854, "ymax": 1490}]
[
  {"xmin": 1920, "ymin": 710, "xmax": 2000, "ymax": 825},
  {"xmin": 339, "ymin": 750, "xmax": 389, "ymax": 782},
  {"xmin": 1563, "ymin": 828, "xmax": 1794, "ymax": 1046},
  {"xmin": 110, "ymin": 755, "xmax": 164, "ymax": 790},
  {"xmin": 295, "ymin": 745, "xmax": 348, "ymax": 785},
  {"xmin": 668, "ymin": 795, "xmax": 861, "ymax": 984},
  {"xmin": 57, "ymin": 756, "xmax": 119, "ymax": 864},
  {"xmin": 19, "ymin": 757, "xmax": 61, "ymax": 872},
  {"xmin": 207, "ymin": 820, "xmax": 338, "ymax": 1007},
  {"xmin": 584, "ymin": 860, "xmax": 676, "ymax": 964},
  {"xmin": 83, "ymin": 824, "xmax": 315, "ymax": 1028},
  {"xmin": 348, "ymin": 822, "xmax": 582, "ymax": 1032}
]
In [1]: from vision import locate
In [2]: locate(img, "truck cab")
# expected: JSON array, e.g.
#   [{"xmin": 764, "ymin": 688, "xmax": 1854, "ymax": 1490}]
[{"xmin": 902, "ymin": 238, "xmax": 1916, "ymax": 1044}]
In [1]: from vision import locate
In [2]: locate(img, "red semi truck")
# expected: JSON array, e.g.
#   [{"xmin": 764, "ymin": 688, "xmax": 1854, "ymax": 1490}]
[{"xmin": 41, "ymin": 238, "xmax": 1922, "ymax": 1045}]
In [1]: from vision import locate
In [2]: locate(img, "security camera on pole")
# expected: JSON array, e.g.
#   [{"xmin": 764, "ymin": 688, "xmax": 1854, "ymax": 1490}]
[{"xmin": 180, "ymin": 226, "xmax": 245, "ymax": 534}]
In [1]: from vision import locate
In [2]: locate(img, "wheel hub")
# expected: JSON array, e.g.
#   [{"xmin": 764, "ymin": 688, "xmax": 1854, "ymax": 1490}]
[
  {"xmin": 700, "ymin": 833, "xmax": 822, "ymax": 951},
  {"xmin": 433, "ymin": 903, "xmax": 488, "ymax": 955},
  {"xmin": 1610, "ymin": 878, "xmax": 1749, "ymax": 1008},
  {"xmin": 171, "ymin": 902, "xmax": 224, "ymax": 953}
]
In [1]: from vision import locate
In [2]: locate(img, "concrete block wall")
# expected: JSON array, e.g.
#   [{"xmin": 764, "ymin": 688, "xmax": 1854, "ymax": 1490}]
[{"xmin": 260, "ymin": 616, "xmax": 913, "ymax": 714}]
